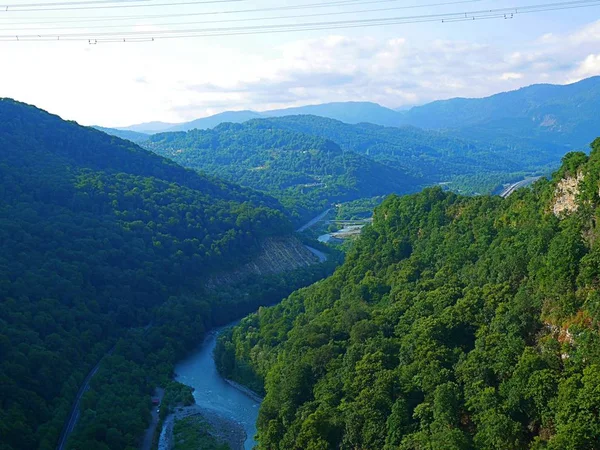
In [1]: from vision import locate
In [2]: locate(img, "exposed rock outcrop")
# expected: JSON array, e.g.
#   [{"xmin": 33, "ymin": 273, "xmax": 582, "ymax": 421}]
[
  {"xmin": 208, "ymin": 236, "xmax": 320, "ymax": 287},
  {"xmin": 553, "ymin": 172, "xmax": 584, "ymax": 217}
]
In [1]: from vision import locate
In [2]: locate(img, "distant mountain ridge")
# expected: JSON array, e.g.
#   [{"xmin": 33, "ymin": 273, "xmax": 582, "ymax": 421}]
[
  {"xmin": 400, "ymin": 76, "xmax": 600, "ymax": 149},
  {"xmin": 166, "ymin": 110, "xmax": 262, "ymax": 132},
  {"xmin": 117, "ymin": 101, "xmax": 400, "ymax": 133},
  {"xmin": 118, "ymin": 120, "xmax": 175, "ymax": 133},
  {"xmin": 111, "ymin": 77, "xmax": 600, "ymax": 152},
  {"xmin": 92, "ymin": 125, "xmax": 148, "ymax": 143},
  {"xmin": 264, "ymin": 101, "xmax": 400, "ymax": 126}
]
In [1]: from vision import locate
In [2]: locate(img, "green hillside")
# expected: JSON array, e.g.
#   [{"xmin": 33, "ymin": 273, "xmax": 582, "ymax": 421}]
[
  {"xmin": 257, "ymin": 115, "xmax": 517, "ymax": 176},
  {"xmin": 93, "ymin": 126, "xmax": 149, "ymax": 143},
  {"xmin": 0, "ymin": 99, "xmax": 309, "ymax": 450},
  {"xmin": 401, "ymin": 76, "xmax": 600, "ymax": 150},
  {"xmin": 256, "ymin": 115, "xmax": 564, "ymax": 194},
  {"xmin": 143, "ymin": 121, "xmax": 421, "ymax": 221},
  {"xmin": 217, "ymin": 138, "xmax": 600, "ymax": 449}
]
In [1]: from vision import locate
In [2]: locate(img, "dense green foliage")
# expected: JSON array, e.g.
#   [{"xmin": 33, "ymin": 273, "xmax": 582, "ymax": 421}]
[
  {"xmin": 143, "ymin": 121, "xmax": 419, "ymax": 221},
  {"xmin": 334, "ymin": 197, "xmax": 383, "ymax": 220},
  {"xmin": 217, "ymin": 138, "xmax": 600, "ymax": 449},
  {"xmin": 258, "ymin": 115, "xmax": 563, "ymax": 186},
  {"xmin": 111, "ymin": 78, "xmax": 600, "ymax": 197},
  {"xmin": 0, "ymin": 99, "xmax": 328, "ymax": 450},
  {"xmin": 65, "ymin": 257, "xmax": 336, "ymax": 450},
  {"xmin": 109, "ymin": 79, "xmax": 600, "ymax": 203},
  {"xmin": 172, "ymin": 416, "xmax": 230, "ymax": 450}
]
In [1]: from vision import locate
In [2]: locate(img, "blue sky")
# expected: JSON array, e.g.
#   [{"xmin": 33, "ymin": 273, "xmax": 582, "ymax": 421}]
[{"xmin": 1, "ymin": 0, "xmax": 599, "ymax": 126}]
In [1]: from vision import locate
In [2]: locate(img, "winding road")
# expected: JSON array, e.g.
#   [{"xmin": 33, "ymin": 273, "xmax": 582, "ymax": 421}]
[
  {"xmin": 296, "ymin": 209, "xmax": 331, "ymax": 232},
  {"xmin": 499, "ymin": 177, "xmax": 542, "ymax": 198},
  {"xmin": 56, "ymin": 347, "xmax": 114, "ymax": 450},
  {"xmin": 305, "ymin": 246, "xmax": 328, "ymax": 263}
]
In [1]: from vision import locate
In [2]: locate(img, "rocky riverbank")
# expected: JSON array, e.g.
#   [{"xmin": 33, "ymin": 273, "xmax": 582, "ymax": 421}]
[
  {"xmin": 158, "ymin": 405, "xmax": 246, "ymax": 450},
  {"xmin": 224, "ymin": 379, "xmax": 263, "ymax": 403}
]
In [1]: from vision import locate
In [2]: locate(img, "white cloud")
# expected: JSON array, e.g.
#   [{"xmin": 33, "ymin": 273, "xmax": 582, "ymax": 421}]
[
  {"xmin": 500, "ymin": 72, "xmax": 523, "ymax": 80},
  {"xmin": 176, "ymin": 21, "xmax": 600, "ymax": 118},
  {"xmin": 173, "ymin": 20, "xmax": 600, "ymax": 120},
  {"xmin": 2, "ymin": 19, "xmax": 600, "ymax": 126},
  {"xmin": 570, "ymin": 54, "xmax": 600, "ymax": 81}
]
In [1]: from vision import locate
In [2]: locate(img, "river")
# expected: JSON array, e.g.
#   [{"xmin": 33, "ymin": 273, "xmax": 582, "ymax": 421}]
[
  {"xmin": 318, "ymin": 223, "xmax": 369, "ymax": 243},
  {"xmin": 169, "ymin": 238, "xmax": 329, "ymax": 450},
  {"xmin": 174, "ymin": 327, "xmax": 261, "ymax": 450}
]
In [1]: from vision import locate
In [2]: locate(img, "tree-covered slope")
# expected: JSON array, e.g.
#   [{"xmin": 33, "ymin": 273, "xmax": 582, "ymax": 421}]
[
  {"xmin": 257, "ymin": 115, "xmax": 519, "ymax": 176},
  {"xmin": 256, "ymin": 115, "xmax": 567, "ymax": 194},
  {"xmin": 93, "ymin": 126, "xmax": 149, "ymax": 143},
  {"xmin": 0, "ymin": 99, "xmax": 297, "ymax": 450},
  {"xmin": 217, "ymin": 138, "xmax": 600, "ymax": 449},
  {"xmin": 401, "ymin": 76, "xmax": 600, "ymax": 149},
  {"xmin": 143, "ymin": 121, "xmax": 420, "ymax": 220}
]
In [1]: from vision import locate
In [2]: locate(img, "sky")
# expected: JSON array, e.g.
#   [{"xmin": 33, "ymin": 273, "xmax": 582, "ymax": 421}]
[{"xmin": 1, "ymin": 0, "xmax": 600, "ymax": 127}]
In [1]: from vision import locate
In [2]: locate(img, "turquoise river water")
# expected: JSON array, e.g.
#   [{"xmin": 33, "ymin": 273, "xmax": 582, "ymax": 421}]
[{"xmin": 174, "ymin": 328, "xmax": 260, "ymax": 450}]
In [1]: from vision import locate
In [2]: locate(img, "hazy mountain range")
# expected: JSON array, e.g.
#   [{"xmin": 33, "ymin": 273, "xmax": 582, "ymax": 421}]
[{"xmin": 107, "ymin": 76, "xmax": 600, "ymax": 152}]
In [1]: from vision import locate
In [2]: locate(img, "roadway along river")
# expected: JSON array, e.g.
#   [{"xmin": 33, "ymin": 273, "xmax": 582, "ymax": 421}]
[{"xmin": 174, "ymin": 327, "xmax": 261, "ymax": 450}]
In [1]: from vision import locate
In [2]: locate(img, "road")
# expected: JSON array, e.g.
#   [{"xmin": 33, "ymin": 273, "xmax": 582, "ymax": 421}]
[
  {"xmin": 305, "ymin": 246, "xmax": 328, "ymax": 263},
  {"xmin": 56, "ymin": 347, "xmax": 114, "ymax": 450},
  {"xmin": 140, "ymin": 387, "xmax": 165, "ymax": 450},
  {"xmin": 499, "ymin": 177, "xmax": 542, "ymax": 198},
  {"xmin": 296, "ymin": 209, "xmax": 331, "ymax": 232}
]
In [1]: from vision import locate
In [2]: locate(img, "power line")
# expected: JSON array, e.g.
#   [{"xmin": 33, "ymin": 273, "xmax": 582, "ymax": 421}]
[
  {"xmin": 1, "ymin": 0, "xmax": 248, "ymax": 12},
  {"xmin": 2, "ymin": 0, "xmax": 149, "ymax": 8},
  {"xmin": 0, "ymin": 0, "xmax": 598, "ymax": 41},
  {"xmin": 0, "ymin": 0, "xmax": 482, "ymax": 21},
  {"xmin": 0, "ymin": 0, "xmax": 488, "ymax": 31}
]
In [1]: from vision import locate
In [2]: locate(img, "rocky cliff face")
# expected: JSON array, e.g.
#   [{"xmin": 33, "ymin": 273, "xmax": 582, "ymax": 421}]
[
  {"xmin": 208, "ymin": 236, "xmax": 320, "ymax": 287},
  {"xmin": 553, "ymin": 172, "xmax": 584, "ymax": 217}
]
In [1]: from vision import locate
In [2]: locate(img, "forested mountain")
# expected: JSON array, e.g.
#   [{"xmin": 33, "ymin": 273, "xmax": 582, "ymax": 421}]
[
  {"xmin": 166, "ymin": 110, "xmax": 263, "ymax": 132},
  {"xmin": 117, "ymin": 120, "xmax": 175, "ymax": 133},
  {"xmin": 400, "ymin": 76, "xmax": 600, "ymax": 149},
  {"xmin": 0, "ymin": 99, "xmax": 326, "ymax": 450},
  {"xmin": 143, "ymin": 121, "xmax": 420, "ymax": 220},
  {"xmin": 92, "ymin": 126, "xmax": 149, "ymax": 143},
  {"xmin": 117, "ymin": 102, "xmax": 400, "ymax": 134},
  {"xmin": 117, "ymin": 110, "xmax": 575, "ymax": 200},
  {"xmin": 113, "ymin": 77, "xmax": 600, "ymax": 152},
  {"xmin": 255, "ymin": 115, "xmax": 564, "ymax": 193},
  {"xmin": 105, "ymin": 78, "xmax": 600, "ymax": 197},
  {"xmin": 264, "ymin": 101, "xmax": 400, "ymax": 126},
  {"xmin": 216, "ymin": 138, "xmax": 600, "ymax": 449},
  {"xmin": 258, "ymin": 115, "xmax": 560, "ymax": 177}
]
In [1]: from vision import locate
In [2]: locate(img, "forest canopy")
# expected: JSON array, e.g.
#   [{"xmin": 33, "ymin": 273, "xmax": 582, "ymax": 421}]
[
  {"xmin": 217, "ymin": 138, "xmax": 600, "ymax": 449},
  {"xmin": 0, "ymin": 99, "xmax": 312, "ymax": 450},
  {"xmin": 142, "ymin": 121, "xmax": 421, "ymax": 221}
]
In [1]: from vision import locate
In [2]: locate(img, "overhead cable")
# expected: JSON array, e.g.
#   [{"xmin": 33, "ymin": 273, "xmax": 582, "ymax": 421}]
[{"xmin": 0, "ymin": 0, "xmax": 598, "ymax": 41}]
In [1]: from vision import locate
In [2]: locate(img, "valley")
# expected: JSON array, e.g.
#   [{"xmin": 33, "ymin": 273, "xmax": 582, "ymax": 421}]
[
  {"xmin": 3, "ymin": 76, "xmax": 600, "ymax": 450},
  {"xmin": 99, "ymin": 78, "xmax": 600, "ymax": 210},
  {"xmin": 216, "ymin": 140, "xmax": 600, "ymax": 449}
]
